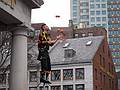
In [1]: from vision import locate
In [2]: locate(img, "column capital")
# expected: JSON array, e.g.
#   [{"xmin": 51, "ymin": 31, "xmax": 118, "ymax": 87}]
[{"xmin": 12, "ymin": 26, "xmax": 29, "ymax": 37}]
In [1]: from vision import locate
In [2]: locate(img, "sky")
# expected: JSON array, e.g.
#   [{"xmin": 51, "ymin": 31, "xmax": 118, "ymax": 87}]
[{"xmin": 31, "ymin": 0, "xmax": 70, "ymax": 28}]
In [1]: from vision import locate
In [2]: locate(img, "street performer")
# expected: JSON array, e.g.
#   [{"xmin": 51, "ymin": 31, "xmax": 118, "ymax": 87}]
[{"xmin": 37, "ymin": 23, "xmax": 60, "ymax": 84}]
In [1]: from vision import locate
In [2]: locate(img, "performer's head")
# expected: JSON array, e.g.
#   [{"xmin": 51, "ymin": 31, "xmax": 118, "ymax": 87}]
[{"xmin": 41, "ymin": 23, "xmax": 49, "ymax": 32}]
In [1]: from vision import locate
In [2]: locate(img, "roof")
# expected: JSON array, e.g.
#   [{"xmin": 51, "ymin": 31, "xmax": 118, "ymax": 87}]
[
  {"xmin": 27, "ymin": 36, "xmax": 104, "ymax": 66},
  {"xmin": 49, "ymin": 36, "xmax": 104, "ymax": 65}
]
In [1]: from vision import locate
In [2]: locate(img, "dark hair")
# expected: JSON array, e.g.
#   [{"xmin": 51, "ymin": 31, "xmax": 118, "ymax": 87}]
[{"xmin": 41, "ymin": 23, "xmax": 46, "ymax": 31}]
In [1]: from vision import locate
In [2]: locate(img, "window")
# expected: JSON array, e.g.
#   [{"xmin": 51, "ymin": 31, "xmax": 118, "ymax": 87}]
[
  {"xmin": 113, "ymin": 59, "xmax": 120, "ymax": 63},
  {"xmin": 51, "ymin": 70, "xmax": 61, "ymax": 81},
  {"xmin": 96, "ymin": 11, "xmax": 100, "ymax": 15},
  {"xmin": 97, "ymin": 24, "xmax": 101, "ymax": 27},
  {"xmin": 91, "ymin": 17, "xmax": 95, "ymax": 22},
  {"xmin": 91, "ymin": 24, "xmax": 95, "ymax": 27},
  {"xmin": 112, "ymin": 81, "xmax": 114, "ymax": 90},
  {"xmin": 96, "ymin": 4, "xmax": 100, "ymax": 8},
  {"xmin": 100, "ymin": 72, "xmax": 102, "ymax": 83},
  {"xmin": 75, "ymin": 68, "xmax": 84, "ymax": 79},
  {"xmin": 90, "ymin": 0, "xmax": 94, "ymax": 3},
  {"xmin": 100, "ymin": 55, "xmax": 102, "ymax": 65},
  {"xmin": 73, "ymin": 0, "xmax": 77, "ymax": 4},
  {"xmin": 63, "ymin": 69, "xmax": 73, "ymax": 80},
  {"xmin": 76, "ymin": 84, "xmax": 84, "ymax": 90},
  {"xmin": 73, "ymin": 12, "xmax": 77, "ymax": 17},
  {"xmin": 109, "ymin": 79, "xmax": 111, "ymax": 88},
  {"xmin": 73, "ymin": 18, "xmax": 77, "ymax": 23},
  {"xmin": 95, "ymin": 68, "xmax": 97, "ymax": 80},
  {"xmin": 102, "ymin": 10, "xmax": 106, "ymax": 15},
  {"xmin": 29, "ymin": 87, "xmax": 37, "ymax": 90},
  {"xmin": 88, "ymin": 32, "xmax": 93, "ymax": 36},
  {"xmin": 101, "ymin": 0, "xmax": 106, "ymax": 2},
  {"xmin": 29, "ymin": 71, "xmax": 37, "ymax": 82},
  {"xmin": 95, "ymin": 86, "xmax": 97, "ymax": 90},
  {"xmin": 75, "ymin": 33, "xmax": 79, "ymax": 38},
  {"xmin": 102, "ymin": 24, "xmax": 107, "ymax": 28},
  {"xmin": 102, "ymin": 4, "xmax": 106, "ymax": 8},
  {"xmin": 103, "ymin": 57, "xmax": 105, "ymax": 68},
  {"xmin": 73, "ymin": 6, "xmax": 77, "ymax": 11},
  {"xmin": 90, "ymin": 11, "xmax": 95, "ymax": 15},
  {"xmin": 64, "ymin": 49, "xmax": 76, "ymax": 58},
  {"xmin": 63, "ymin": 85, "xmax": 73, "ymax": 90},
  {"xmin": 0, "ymin": 74, "xmax": 6, "ymax": 84},
  {"xmin": 0, "ymin": 89, "xmax": 6, "ymax": 90},
  {"xmin": 116, "ymin": 65, "xmax": 120, "ymax": 71},
  {"xmin": 96, "ymin": 0, "xmax": 100, "ymax": 2},
  {"xmin": 102, "ymin": 17, "xmax": 106, "ymax": 21},
  {"xmin": 81, "ymin": 9, "xmax": 88, "ymax": 14},
  {"xmin": 103, "ymin": 75, "xmax": 105, "ymax": 84},
  {"xmin": 51, "ymin": 86, "xmax": 61, "ymax": 90},
  {"xmin": 80, "ymin": 2, "xmax": 88, "ymax": 7},
  {"xmin": 40, "ymin": 86, "xmax": 48, "ymax": 90},
  {"xmin": 81, "ymin": 33, "xmax": 86, "ymax": 37},
  {"xmin": 80, "ymin": 15, "xmax": 89, "ymax": 19},
  {"xmin": 90, "ymin": 4, "xmax": 94, "ymax": 9},
  {"xmin": 96, "ymin": 17, "xmax": 101, "ymax": 21},
  {"xmin": 108, "ymin": 63, "xmax": 110, "ymax": 72}
]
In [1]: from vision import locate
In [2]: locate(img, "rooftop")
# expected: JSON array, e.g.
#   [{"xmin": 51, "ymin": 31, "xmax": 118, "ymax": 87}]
[
  {"xmin": 49, "ymin": 36, "xmax": 104, "ymax": 65},
  {"xmin": 28, "ymin": 36, "xmax": 104, "ymax": 66}
]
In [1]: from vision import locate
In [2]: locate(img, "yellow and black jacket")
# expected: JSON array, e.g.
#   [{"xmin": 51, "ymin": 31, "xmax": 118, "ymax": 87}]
[{"xmin": 38, "ymin": 31, "xmax": 52, "ymax": 50}]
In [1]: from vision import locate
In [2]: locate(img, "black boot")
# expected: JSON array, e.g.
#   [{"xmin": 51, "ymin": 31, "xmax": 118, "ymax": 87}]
[
  {"xmin": 40, "ymin": 72, "xmax": 51, "ymax": 84},
  {"xmin": 45, "ymin": 73, "xmax": 51, "ymax": 84}
]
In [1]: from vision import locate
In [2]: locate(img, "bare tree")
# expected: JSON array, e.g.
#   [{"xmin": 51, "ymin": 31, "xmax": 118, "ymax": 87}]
[{"xmin": 0, "ymin": 31, "xmax": 12, "ymax": 73}]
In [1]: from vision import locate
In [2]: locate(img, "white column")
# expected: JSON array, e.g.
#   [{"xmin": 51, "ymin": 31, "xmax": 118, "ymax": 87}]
[{"xmin": 9, "ymin": 26, "xmax": 28, "ymax": 90}]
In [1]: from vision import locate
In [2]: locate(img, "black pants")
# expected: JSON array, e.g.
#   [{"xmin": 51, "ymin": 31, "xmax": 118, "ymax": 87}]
[{"xmin": 37, "ymin": 48, "xmax": 51, "ymax": 72}]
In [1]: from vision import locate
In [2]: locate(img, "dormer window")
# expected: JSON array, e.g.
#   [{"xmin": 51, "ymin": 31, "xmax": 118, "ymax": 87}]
[
  {"xmin": 75, "ymin": 33, "xmax": 79, "ymax": 38},
  {"xmin": 81, "ymin": 33, "xmax": 86, "ymax": 37},
  {"xmin": 64, "ymin": 48, "xmax": 76, "ymax": 58},
  {"xmin": 88, "ymin": 32, "xmax": 93, "ymax": 36},
  {"xmin": 86, "ymin": 40, "xmax": 93, "ymax": 46}
]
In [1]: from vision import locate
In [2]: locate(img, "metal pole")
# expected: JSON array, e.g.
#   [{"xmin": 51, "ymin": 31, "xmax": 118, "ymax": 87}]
[{"xmin": 37, "ymin": 62, "xmax": 40, "ymax": 90}]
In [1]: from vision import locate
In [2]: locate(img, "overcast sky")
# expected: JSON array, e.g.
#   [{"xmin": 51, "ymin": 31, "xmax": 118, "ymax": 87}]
[{"xmin": 31, "ymin": 0, "xmax": 70, "ymax": 28}]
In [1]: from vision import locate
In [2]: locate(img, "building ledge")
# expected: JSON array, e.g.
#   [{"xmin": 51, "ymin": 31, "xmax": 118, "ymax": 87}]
[
  {"xmin": 22, "ymin": 0, "xmax": 44, "ymax": 9},
  {"xmin": 31, "ymin": 0, "xmax": 44, "ymax": 9}
]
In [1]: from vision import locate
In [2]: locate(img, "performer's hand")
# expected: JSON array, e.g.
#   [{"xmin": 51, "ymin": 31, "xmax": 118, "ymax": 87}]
[
  {"xmin": 56, "ymin": 35, "xmax": 61, "ymax": 40},
  {"xmin": 48, "ymin": 40, "xmax": 54, "ymax": 44}
]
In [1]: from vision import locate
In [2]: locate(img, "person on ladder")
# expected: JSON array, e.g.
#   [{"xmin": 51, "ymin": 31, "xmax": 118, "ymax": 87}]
[{"xmin": 37, "ymin": 23, "xmax": 60, "ymax": 84}]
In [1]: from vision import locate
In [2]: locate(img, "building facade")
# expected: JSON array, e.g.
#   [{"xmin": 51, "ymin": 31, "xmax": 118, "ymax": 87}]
[
  {"xmin": 107, "ymin": 0, "xmax": 120, "ymax": 72},
  {"xmin": 0, "ymin": 36, "xmax": 118, "ymax": 90},
  {"xmin": 27, "ymin": 36, "xmax": 117, "ymax": 90},
  {"xmin": 0, "ymin": 0, "xmax": 44, "ymax": 90},
  {"xmin": 70, "ymin": 0, "xmax": 108, "ymax": 28},
  {"xmin": 70, "ymin": 0, "xmax": 120, "ymax": 72}
]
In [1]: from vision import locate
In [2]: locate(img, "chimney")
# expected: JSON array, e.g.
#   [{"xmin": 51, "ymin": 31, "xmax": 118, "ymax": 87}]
[{"xmin": 77, "ymin": 22, "xmax": 87, "ymax": 29}]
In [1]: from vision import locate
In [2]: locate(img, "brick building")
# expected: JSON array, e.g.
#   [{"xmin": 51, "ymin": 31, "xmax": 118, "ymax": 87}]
[
  {"xmin": 27, "ymin": 36, "xmax": 118, "ymax": 90},
  {"xmin": 0, "ymin": 0, "xmax": 44, "ymax": 90},
  {"xmin": 31, "ymin": 23, "xmax": 107, "ymax": 40},
  {"xmin": 30, "ymin": 23, "xmax": 118, "ymax": 90},
  {"xmin": 50, "ymin": 27, "xmax": 107, "ymax": 39}
]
